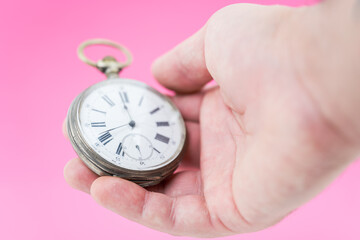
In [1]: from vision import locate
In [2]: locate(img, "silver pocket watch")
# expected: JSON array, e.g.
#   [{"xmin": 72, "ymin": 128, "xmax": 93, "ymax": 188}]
[{"xmin": 66, "ymin": 39, "xmax": 186, "ymax": 187}]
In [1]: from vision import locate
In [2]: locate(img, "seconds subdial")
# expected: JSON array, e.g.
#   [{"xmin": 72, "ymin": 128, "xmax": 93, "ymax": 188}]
[{"xmin": 122, "ymin": 134, "xmax": 154, "ymax": 160}]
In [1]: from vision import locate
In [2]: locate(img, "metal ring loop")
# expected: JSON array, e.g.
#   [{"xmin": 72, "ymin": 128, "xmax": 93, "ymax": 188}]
[{"xmin": 77, "ymin": 39, "xmax": 133, "ymax": 69}]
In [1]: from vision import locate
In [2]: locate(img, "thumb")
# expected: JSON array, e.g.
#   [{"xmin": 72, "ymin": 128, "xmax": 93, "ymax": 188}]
[{"xmin": 152, "ymin": 27, "xmax": 212, "ymax": 93}]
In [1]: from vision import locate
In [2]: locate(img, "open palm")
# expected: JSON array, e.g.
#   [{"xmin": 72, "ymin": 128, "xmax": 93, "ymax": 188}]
[{"xmin": 64, "ymin": 2, "xmax": 360, "ymax": 237}]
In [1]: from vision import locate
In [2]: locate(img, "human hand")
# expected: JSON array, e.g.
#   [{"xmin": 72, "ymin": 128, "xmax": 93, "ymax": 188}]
[{"xmin": 64, "ymin": 0, "xmax": 360, "ymax": 237}]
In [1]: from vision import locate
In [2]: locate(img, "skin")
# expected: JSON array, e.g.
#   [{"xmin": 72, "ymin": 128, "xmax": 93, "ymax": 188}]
[{"xmin": 63, "ymin": 0, "xmax": 360, "ymax": 237}]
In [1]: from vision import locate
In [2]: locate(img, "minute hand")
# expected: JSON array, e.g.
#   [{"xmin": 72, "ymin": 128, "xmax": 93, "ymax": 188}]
[
  {"xmin": 119, "ymin": 92, "xmax": 133, "ymax": 121},
  {"xmin": 99, "ymin": 123, "xmax": 129, "ymax": 135}
]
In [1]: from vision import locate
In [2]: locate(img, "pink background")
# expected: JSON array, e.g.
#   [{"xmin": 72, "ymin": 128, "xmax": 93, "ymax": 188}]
[{"xmin": 1, "ymin": 0, "xmax": 360, "ymax": 239}]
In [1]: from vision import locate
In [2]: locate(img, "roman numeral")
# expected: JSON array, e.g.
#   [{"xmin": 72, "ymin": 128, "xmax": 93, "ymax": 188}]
[
  {"xmin": 102, "ymin": 95, "xmax": 115, "ymax": 107},
  {"xmin": 119, "ymin": 91, "xmax": 129, "ymax": 103},
  {"xmin": 138, "ymin": 96, "xmax": 144, "ymax": 106},
  {"xmin": 123, "ymin": 92, "xmax": 129, "ymax": 103},
  {"xmin": 91, "ymin": 122, "xmax": 106, "ymax": 127},
  {"xmin": 155, "ymin": 133, "xmax": 170, "ymax": 144},
  {"xmin": 92, "ymin": 109, "xmax": 106, "ymax": 115},
  {"xmin": 150, "ymin": 107, "xmax": 160, "ymax": 114},
  {"xmin": 98, "ymin": 132, "xmax": 113, "ymax": 145},
  {"xmin": 156, "ymin": 121, "xmax": 169, "ymax": 127},
  {"xmin": 116, "ymin": 142, "xmax": 123, "ymax": 155}
]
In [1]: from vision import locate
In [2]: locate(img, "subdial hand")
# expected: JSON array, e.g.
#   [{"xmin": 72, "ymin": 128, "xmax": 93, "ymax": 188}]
[{"xmin": 135, "ymin": 145, "xmax": 142, "ymax": 157}]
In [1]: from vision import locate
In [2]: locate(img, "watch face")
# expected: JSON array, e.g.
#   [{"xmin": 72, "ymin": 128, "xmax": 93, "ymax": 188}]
[{"xmin": 77, "ymin": 78, "xmax": 185, "ymax": 171}]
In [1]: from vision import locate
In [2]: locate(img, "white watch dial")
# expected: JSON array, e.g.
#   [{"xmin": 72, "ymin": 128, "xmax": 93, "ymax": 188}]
[{"xmin": 77, "ymin": 79, "xmax": 185, "ymax": 171}]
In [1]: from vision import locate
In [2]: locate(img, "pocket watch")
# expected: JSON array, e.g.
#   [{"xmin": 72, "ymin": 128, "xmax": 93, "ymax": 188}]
[{"xmin": 66, "ymin": 39, "xmax": 186, "ymax": 187}]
